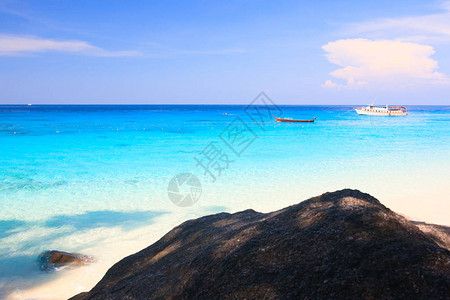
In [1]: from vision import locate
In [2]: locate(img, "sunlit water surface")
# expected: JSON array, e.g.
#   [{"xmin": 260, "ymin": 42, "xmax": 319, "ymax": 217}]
[{"xmin": 0, "ymin": 105, "xmax": 449, "ymax": 299}]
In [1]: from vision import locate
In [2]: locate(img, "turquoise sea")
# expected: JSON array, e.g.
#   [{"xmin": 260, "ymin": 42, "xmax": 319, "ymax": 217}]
[{"xmin": 0, "ymin": 104, "xmax": 449, "ymax": 298}]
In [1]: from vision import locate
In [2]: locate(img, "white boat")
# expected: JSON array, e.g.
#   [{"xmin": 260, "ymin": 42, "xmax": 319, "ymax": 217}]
[{"xmin": 354, "ymin": 105, "xmax": 407, "ymax": 116}]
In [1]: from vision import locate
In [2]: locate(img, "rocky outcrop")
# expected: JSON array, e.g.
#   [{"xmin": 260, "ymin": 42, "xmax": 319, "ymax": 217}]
[
  {"xmin": 71, "ymin": 189, "xmax": 450, "ymax": 299},
  {"xmin": 412, "ymin": 221, "xmax": 450, "ymax": 251},
  {"xmin": 38, "ymin": 250, "xmax": 93, "ymax": 270}
]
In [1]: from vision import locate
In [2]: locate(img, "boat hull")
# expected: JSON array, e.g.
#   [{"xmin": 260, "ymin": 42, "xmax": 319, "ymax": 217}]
[
  {"xmin": 355, "ymin": 109, "xmax": 407, "ymax": 116},
  {"xmin": 275, "ymin": 117, "xmax": 316, "ymax": 122}
]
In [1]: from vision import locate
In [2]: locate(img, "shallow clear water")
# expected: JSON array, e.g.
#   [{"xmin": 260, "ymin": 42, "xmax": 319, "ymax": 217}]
[{"xmin": 0, "ymin": 105, "xmax": 449, "ymax": 298}]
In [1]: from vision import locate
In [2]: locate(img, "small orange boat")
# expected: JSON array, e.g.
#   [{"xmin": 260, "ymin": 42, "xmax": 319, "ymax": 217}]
[{"xmin": 274, "ymin": 116, "xmax": 316, "ymax": 123}]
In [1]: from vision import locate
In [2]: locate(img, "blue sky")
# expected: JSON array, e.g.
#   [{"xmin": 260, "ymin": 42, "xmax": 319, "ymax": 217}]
[{"xmin": 0, "ymin": 0, "xmax": 449, "ymax": 104}]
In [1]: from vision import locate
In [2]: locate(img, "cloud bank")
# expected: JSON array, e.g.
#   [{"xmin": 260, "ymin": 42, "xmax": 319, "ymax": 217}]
[
  {"xmin": 0, "ymin": 35, "xmax": 140, "ymax": 57},
  {"xmin": 343, "ymin": 1, "xmax": 450, "ymax": 44},
  {"xmin": 322, "ymin": 38, "xmax": 449, "ymax": 89}
]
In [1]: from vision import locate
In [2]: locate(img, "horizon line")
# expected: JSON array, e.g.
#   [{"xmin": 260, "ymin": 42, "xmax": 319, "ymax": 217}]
[{"xmin": 0, "ymin": 103, "xmax": 447, "ymax": 106}]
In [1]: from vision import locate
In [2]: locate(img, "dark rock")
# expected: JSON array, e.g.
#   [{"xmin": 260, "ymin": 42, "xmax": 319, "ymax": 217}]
[
  {"xmin": 70, "ymin": 189, "xmax": 450, "ymax": 299},
  {"xmin": 412, "ymin": 221, "xmax": 450, "ymax": 251},
  {"xmin": 38, "ymin": 250, "xmax": 93, "ymax": 270}
]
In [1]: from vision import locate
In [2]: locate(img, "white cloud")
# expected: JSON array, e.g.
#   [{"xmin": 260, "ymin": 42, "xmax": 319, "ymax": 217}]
[
  {"xmin": 343, "ymin": 2, "xmax": 450, "ymax": 44},
  {"xmin": 0, "ymin": 35, "xmax": 140, "ymax": 57},
  {"xmin": 322, "ymin": 38, "xmax": 449, "ymax": 89},
  {"xmin": 321, "ymin": 80, "xmax": 338, "ymax": 88}
]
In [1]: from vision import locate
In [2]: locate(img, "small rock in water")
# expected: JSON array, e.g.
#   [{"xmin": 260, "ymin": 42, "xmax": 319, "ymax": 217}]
[{"xmin": 38, "ymin": 250, "xmax": 93, "ymax": 271}]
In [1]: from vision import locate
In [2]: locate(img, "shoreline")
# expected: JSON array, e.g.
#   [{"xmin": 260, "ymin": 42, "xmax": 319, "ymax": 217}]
[
  {"xmin": 2, "ymin": 188, "xmax": 449, "ymax": 299},
  {"xmin": 69, "ymin": 189, "xmax": 450, "ymax": 299},
  {"xmin": 1, "ymin": 105, "xmax": 448, "ymax": 299}
]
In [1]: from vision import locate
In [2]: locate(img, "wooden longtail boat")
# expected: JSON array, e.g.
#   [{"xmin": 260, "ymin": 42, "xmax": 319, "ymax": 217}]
[{"xmin": 274, "ymin": 116, "xmax": 316, "ymax": 123}]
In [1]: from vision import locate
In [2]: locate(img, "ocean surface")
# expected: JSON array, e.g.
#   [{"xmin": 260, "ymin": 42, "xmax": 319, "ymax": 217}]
[{"xmin": 0, "ymin": 104, "xmax": 449, "ymax": 299}]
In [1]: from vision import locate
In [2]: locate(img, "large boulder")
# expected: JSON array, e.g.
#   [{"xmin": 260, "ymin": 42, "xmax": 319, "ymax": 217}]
[
  {"xmin": 38, "ymin": 250, "xmax": 93, "ymax": 270},
  {"xmin": 71, "ymin": 189, "xmax": 450, "ymax": 299}
]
